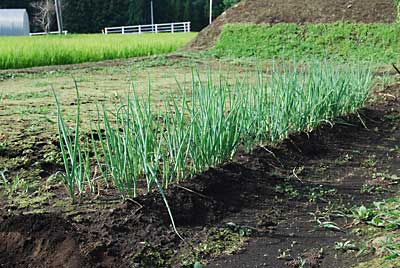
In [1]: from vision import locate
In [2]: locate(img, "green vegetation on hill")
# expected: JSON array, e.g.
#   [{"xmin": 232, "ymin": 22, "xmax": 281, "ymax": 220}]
[
  {"xmin": 396, "ymin": 0, "xmax": 400, "ymax": 23},
  {"xmin": 213, "ymin": 23, "xmax": 400, "ymax": 62}
]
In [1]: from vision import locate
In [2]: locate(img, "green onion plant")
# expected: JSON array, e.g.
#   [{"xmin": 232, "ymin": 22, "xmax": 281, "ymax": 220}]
[
  {"xmin": 54, "ymin": 60, "xmax": 373, "ymax": 231},
  {"xmin": 53, "ymin": 84, "xmax": 93, "ymax": 201}
]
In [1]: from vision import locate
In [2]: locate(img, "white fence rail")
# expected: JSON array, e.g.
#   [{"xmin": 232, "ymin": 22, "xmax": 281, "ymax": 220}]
[
  {"xmin": 30, "ymin": 30, "xmax": 68, "ymax": 36},
  {"xmin": 104, "ymin": 22, "xmax": 191, "ymax": 35}
]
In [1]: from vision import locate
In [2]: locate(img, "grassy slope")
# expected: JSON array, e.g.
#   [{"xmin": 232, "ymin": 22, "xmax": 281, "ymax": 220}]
[
  {"xmin": 0, "ymin": 33, "xmax": 197, "ymax": 70},
  {"xmin": 212, "ymin": 23, "xmax": 399, "ymax": 62}
]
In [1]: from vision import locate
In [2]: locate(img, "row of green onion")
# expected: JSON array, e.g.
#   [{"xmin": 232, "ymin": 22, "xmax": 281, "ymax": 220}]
[{"xmin": 54, "ymin": 60, "xmax": 373, "ymax": 233}]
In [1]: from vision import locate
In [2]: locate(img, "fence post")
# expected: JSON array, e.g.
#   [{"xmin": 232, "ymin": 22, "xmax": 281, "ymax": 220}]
[
  {"xmin": 139, "ymin": 25, "xmax": 141, "ymax": 34},
  {"xmin": 172, "ymin": 23, "xmax": 174, "ymax": 33},
  {"xmin": 188, "ymin": 22, "xmax": 191, "ymax": 32},
  {"xmin": 122, "ymin": 27, "xmax": 125, "ymax": 34},
  {"xmin": 155, "ymin": 24, "xmax": 158, "ymax": 33}
]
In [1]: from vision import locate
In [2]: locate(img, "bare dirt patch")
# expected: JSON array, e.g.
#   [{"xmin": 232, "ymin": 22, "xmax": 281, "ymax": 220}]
[{"xmin": 0, "ymin": 214, "xmax": 87, "ymax": 268}]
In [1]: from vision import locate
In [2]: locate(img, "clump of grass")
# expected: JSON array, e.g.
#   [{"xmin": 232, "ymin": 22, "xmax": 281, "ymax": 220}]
[
  {"xmin": 0, "ymin": 33, "xmax": 196, "ymax": 70},
  {"xmin": 0, "ymin": 170, "xmax": 30, "ymax": 197}
]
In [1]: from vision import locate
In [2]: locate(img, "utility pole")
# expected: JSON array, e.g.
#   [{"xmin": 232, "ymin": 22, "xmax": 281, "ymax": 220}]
[
  {"xmin": 209, "ymin": 0, "xmax": 213, "ymax": 24},
  {"xmin": 54, "ymin": 0, "xmax": 63, "ymax": 34},
  {"xmin": 150, "ymin": 0, "xmax": 154, "ymax": 32}
]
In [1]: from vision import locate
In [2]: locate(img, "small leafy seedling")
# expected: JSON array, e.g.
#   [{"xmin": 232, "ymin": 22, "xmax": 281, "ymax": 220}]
[{"xmin": 352, "ymin": 205, "xmax": 375, "ymax": 223}]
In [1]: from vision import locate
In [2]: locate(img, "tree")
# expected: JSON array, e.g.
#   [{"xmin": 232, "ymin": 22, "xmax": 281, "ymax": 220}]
[
  {"xmin": 183, "ymin": 0, "xmax": 191, "ymax": 21},
  {"xmin": 128, "ymin": 0, "xmax": 146, "ymax": 25},
  {"xmin": 2, "ymin": 0, "xmax": 233, "ymax": 33},
  {"xmin": 31, "ymin": 0, "xmax": 55, "ymax": 32},
  {"xmin": 223, "ymin": 0, "xmax": 239, "ymax": 9}
]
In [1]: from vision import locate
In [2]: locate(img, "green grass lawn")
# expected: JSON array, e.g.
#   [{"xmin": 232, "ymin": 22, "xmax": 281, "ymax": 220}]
[{"xmin": 0, "ymin": 33, "xmax": 197, "ymax": 69}]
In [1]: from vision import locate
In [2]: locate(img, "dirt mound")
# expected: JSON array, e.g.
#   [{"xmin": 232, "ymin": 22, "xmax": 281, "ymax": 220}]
[
  {"xmin": 0, "ymin": 214, "xmax": 87, "ymax": 268},
  {"xmin": 187, "ymin": 0, "xmax": 397, "ymax": 50}
]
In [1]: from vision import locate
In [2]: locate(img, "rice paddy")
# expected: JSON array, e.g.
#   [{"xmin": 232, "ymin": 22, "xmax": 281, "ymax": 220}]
[{"xmin": 0, "ymin": 32, "xmax": 196, "ymax": 69}]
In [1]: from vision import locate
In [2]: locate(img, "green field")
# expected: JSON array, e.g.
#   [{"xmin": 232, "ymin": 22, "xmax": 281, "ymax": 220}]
[
  {"xmin": 0, "ymin": 33, "xmax": 196, "ymax": 69},
  {"xmin": 213, "ymin": 23, "xmax": 400, "ymax": 62}
]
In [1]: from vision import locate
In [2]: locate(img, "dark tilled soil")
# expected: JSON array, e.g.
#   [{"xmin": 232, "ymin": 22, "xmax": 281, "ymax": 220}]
[
  {"xmin": 186, "ymin": 0, "xmax": 397, "ymax": 50},
  {"xmin": 0, "ymin": 214, "xmax": 87, "ymax": 268},
  {"xmin": 206, "ymin": 86, "xmax": 400, "ymax": 267},
  {"xmin": 0, "ymin": 81, "xmax": 399, "ymax": 267}
]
